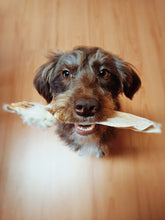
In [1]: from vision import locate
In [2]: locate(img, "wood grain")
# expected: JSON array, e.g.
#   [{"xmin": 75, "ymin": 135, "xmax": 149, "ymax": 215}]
[{"xmin": 0, "ymin": 0, "xmax": 165, "ymax": 219}]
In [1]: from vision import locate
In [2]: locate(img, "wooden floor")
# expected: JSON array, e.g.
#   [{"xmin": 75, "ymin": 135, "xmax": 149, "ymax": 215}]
[{"xmin": 0, "ymin": 0, "xmax": 165, "ymax": 219}]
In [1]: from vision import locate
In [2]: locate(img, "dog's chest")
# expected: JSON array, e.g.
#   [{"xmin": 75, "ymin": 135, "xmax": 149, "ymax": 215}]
[{"xmin": 72, "ymin": 133, "xmax": 103, "ymax": 157}]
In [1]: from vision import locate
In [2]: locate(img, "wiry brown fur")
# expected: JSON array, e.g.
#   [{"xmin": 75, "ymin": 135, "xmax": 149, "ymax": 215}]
[{"xmin": 34, "ymin": 46, "xmax": 141, "ymax": 157}]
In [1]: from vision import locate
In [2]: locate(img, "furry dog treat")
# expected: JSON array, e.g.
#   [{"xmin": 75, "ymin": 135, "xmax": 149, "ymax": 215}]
[
  {"xmin": 3, "ymin": 101, "xmax": 161, "ymax": 133},
  {"xmin": 3, "ymin": 101, "xmax": 56, "ymax": 129}
]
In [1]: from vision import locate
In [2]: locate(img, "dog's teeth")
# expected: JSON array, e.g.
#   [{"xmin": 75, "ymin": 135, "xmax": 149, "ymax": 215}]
[
  {"xmin": 78, "ymin": 124, "xmax": 95, "ymax": 131},
  {"xmin": 74, "ymin": 123, "xmax": 96, "ymax": 136}
]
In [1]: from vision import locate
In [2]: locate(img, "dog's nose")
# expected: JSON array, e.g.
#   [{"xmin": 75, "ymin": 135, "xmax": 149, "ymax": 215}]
[{"xmin": 74, "ymin": 98, "xmax": 99, "ymax": 117}]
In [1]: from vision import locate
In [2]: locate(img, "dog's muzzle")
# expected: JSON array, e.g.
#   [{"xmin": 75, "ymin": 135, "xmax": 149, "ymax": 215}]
[{"xmin": 73, "ymin": 97, "xmax": 99, "ymax": 136}]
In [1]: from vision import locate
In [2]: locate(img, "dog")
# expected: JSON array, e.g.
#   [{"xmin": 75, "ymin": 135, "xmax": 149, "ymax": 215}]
[{"xmin": 34, "ymin": 46, "xmax": 141, "ymax": 157}]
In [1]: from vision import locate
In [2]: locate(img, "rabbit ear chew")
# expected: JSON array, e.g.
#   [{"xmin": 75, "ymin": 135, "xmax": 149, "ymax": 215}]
[{"xmin": 3, "ymin": 101, "xmax": 162, "ymax": 133}]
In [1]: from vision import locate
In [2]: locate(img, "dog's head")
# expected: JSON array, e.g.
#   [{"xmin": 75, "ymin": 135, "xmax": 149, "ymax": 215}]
[
  {"xmin": 34, "ymin": 46, "xmax": 141, "ymax": 124},
  {"xmin": 34, "ymin": 46, "xmax": 141, "ymax": 155}
]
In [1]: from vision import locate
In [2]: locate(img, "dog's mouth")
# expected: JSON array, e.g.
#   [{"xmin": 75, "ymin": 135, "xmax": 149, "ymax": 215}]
[{"xmin": 74, "ymin": 124, "xmax": 97, "ymax": 136}]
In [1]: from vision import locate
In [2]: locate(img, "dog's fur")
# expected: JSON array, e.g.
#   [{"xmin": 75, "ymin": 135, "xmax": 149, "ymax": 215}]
[{"xmin": 34, "ymin": 46, "xmax": 141, "ymax": 157}]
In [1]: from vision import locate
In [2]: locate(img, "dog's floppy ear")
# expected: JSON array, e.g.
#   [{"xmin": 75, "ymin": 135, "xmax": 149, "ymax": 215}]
[
  {"xmin": 34, "ymin": 52, "xmax": 63, "ymax": 103},
  {"xmin": 113, "ymin": 56, "xmax": 141, "ymax": 99}
]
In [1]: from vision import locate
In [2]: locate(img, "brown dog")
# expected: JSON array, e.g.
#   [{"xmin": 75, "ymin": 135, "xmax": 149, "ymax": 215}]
[{"xmin": 34, "ymin": 46, "xmax": 141, "ymax": 157}]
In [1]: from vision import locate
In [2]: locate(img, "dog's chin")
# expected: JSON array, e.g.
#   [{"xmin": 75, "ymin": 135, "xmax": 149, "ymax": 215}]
[{"xmin": 74, "ymin": 124, "xmax": 97, "ymax": 136}]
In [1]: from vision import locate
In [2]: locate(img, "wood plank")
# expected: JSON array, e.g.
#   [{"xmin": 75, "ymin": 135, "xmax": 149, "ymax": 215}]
[{"xmin": 0, "ymin": 0, "xmax": 165, "ymax": 219}]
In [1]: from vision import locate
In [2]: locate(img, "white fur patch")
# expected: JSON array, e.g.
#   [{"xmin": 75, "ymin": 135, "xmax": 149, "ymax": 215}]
[
  {"xmin": 77, "ymin": 145, "xmax": 103, "ymax": 158},
  {"xmin": 70, "ymin": 131, "xmax": 103, "ymax": 157}
]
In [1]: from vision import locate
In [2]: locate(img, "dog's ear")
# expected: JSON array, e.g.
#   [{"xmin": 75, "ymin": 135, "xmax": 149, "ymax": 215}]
[
  {"xmin": 113, "ymin": 56, "xmax": 141, "ymax": 99},
  {"xmin": 34, "ymin": 52, "xmax": 63, "ymax": 103}
]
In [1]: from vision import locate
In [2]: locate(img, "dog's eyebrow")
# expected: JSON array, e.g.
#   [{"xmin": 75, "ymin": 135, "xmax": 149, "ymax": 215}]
[
  {"xmin": 92, "ymin": 59, "xmax": 116, "ymax": 71},
  {"xmin": 57, "ymin": 64, "xmax": 79, "ymax": 73},
  {"xmin": 62, "ymin": 51, "xmax": 82, "ymax": 66},
  {"xmin": 87, "ymin": 50, "xmax": 109, "ymax": 66}
]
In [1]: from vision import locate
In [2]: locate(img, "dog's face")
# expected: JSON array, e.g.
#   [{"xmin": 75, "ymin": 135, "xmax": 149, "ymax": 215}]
[{"xmin": 34, "ymin": 47, "xmax": 141, "ymax": 155}]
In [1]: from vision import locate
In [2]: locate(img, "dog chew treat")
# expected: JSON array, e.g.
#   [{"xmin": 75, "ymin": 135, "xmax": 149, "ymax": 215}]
[
  {"xmin": 3, "ymin": 101, "xmax": 161, "ymax": 133},
  {"xmin": 3, "ymin": 102, "xmax": 56, "ymax": 129}
]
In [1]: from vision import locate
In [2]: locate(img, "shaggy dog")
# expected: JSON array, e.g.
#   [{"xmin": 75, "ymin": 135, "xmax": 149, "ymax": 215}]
[{"xmin": 34, "ymin": 46, "xmax": 141, "ymax": 157}]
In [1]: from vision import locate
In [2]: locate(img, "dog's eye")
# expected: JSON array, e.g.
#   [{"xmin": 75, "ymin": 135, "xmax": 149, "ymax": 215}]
[
  {"xmin": 99, "ymin": 69, "xmax": 110, "ymax": 80},
  {"xmin": 62, "ymin": 70, "xmax": 72, "ymax": 79}
]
